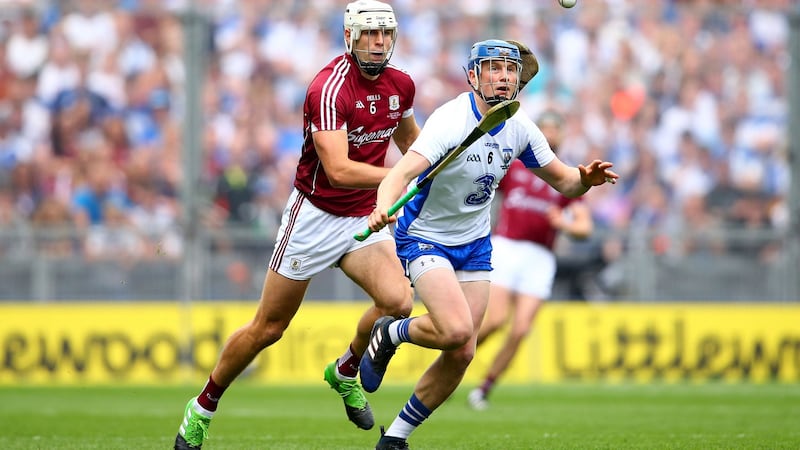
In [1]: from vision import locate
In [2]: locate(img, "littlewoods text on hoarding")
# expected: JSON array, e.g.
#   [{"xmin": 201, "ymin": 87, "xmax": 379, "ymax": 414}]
[{"xmin": 1, "ymin": 303, "xmax": 798, "ymax": 384}]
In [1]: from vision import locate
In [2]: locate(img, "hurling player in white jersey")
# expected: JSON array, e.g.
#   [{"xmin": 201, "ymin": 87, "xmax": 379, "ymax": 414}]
[
  {"xmin": 467, "ymin": 110, "xmax": 595, "ymax": 412},
  {"xmin": 360, "ymin": 39, "xmax": 618, "ymax": 449},
  {"xmin": 174, "ymin": 2, "xmax": 420, "ymax": 449}
]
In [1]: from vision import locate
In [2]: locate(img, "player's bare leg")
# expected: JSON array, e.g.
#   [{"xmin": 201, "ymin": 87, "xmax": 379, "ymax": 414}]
[
  {"xmin": 340, "ymin": 240, "xmax": 413, "ymax": 357},
  {"xmin": 485, "ymin": 294, "xmax": 543, "ymax": 382},
  {"xmin": 325, "ymin": 240, "xmax": 413, "ymax": 430},
  {"xmin": 470, "ymin": 284, "xmax": 513, "ymax": 409},
  {"xmin": 176, "ymin": 270, "xmax": 309, "ymax": 449},
  {"xmin": 375, "ymin": 274, "xmax": 488, "ymax": 446},
  {"xmin": 212, "ymin": 270, "xmax": 310, "ymax": 385},
  {"xmin": 476, "ymin": 284, "xmax": 514, "ymax": 345},
  {"xmin": 410, "ymin": 278, "xmax": 487, "ymax": 398},
  {"xmin": 471, "ymin": 294, "xmax": 542, "ymax": 409}
]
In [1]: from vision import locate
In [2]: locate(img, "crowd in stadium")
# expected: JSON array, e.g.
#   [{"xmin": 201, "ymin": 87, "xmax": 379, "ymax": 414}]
[{"xmin": 0, "ymin": 0, "xmax": 792, "ymax": 266}]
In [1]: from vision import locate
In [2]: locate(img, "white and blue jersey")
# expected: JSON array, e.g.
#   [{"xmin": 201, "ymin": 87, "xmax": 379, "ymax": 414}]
[{"xmin": 395, "ymin": 92, "xmax": 555, "ymax": 251}]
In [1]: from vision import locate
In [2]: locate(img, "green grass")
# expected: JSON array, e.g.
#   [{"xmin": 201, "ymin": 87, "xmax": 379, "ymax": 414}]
[{"xmin": 0, "ymin": 383, "xmax": 798, "ymax": 449}]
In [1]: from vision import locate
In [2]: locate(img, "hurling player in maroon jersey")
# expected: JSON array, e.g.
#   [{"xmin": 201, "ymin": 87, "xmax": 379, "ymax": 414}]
[
  {"xmin": 468, "ymin": 110, "xmax": 595, "ymax": 411},
  {"xmin": 174, "ymin": 2, "xmax": 419, "ymax": 448}
]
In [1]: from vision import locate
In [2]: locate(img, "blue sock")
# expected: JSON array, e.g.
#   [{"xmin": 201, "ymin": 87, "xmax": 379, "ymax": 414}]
[
  {"xmin": 385, "ymin": 393, "xmax": 432, "ymax": 438},
  {"xmin": 387, "ymin": 318, "xmax": 413, "ymax": 345}
]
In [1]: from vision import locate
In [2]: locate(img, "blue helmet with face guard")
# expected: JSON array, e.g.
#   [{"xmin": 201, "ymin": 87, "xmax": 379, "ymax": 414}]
[
  {"xmin": 466, "ymin": 39, "xmax": 522, "ymax": 104},
  {"xmin": 468, "ymin": 40, "xmax": 521, "ymax": 70}
]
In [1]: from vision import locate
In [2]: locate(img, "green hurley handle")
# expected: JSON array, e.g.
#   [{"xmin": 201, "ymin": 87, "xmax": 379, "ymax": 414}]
[
  {"xmin": 353, "ymin": 99, "xmax": 520, "ymax": 242},
  {"xmin": 353, "ymin": 185, "xmax": 420, "ymax": 241}
]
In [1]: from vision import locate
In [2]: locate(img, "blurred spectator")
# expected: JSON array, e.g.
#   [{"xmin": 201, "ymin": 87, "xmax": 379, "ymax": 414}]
[
  {"xmin": 0, "ymin": 0, "xmax": 791, "ymax": 299},
  {"xmin": 5, "ymin": 8, "xmax": 48, "ymax": 79},
  {"xmin": 83, "ymin": 201, "xmax": 144, "ymax": 264},
  {"xmin": 60, "ymin": 0, "xmax": 118, "ymax": 56},
  {"xmin": 70, "ymin": 156, "xmax": 129, "ymax": 229},
  {"xmin": 49, "ymin": 50, "xmax": 118, "ymax": 157},
  {"xmin": 30, "ymin": 196, "xmax": 75, "ymax": 257},
  {"xmin": 35, "ymin": 27, "xmax": 79, "ymax": 107},
  {"xmin": 127, "ymin": 180, "xmax": 182, "ymax": 260},
  {"xmin": 213, "ymin": 146, "xmax": 255, "ymax": 224},
  {"xmin": 0, "ymin": 99, "xmax": 35, "ymax": 170},
  {"xmin": 0, "ymin": 176, "xmax": 30, "ymax": 258},
  {"xmin": 7, "ymin": 161, "xmax": 40, "ymax": 218},
  {"xmin": 122, "ymin": 68, "xmax": 173, "ymax": 152},
  {"xmin": 115, "ymin": 9, "xmax": 157, "ymax": 78},
  {"xmin": 10, "ymin": 71, "xmax": 50, "ymax": 149}
]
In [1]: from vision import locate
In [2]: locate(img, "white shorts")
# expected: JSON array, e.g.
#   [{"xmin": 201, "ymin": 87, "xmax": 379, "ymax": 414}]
[
  {"xmin": 406, "ymin": 255, "xmax": 491, "ymax": 285},
  {"xmin": 490, "ymin": 235, "xmax": 556, "ymax": 299},
  {"xmin": 268, "ymin": 189, "xmax": 393, "ymax": 280}
]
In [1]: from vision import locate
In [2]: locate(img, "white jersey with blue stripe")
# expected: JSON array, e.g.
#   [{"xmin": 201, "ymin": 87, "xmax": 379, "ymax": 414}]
[{"xmin": 396, "ymin": 92, "xmax": 556, "ymax": 246}]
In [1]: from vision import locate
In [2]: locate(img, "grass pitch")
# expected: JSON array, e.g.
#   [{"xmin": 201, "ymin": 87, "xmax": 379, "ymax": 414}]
[{"xmin": 0, "ymin": 382, "xmax": 798, "ymax": 449}]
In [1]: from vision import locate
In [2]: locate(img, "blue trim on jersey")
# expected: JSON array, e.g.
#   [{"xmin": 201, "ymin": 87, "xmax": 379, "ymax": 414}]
[
  {"xmin": 396, "ymin": 171, "xmax": 433, "ymax": 237},
  {"xmin": 395, "ymin": 233, "xmax": 493, "ymax": 272},
  {"xmin": 468, "ymin": 92, "xmax": 507, "ymax": 137},
  {"xmin": 488, "ymin": 121, "xmax": 506, "ymax": 136},
  {"xmin": 518, "ymin": 144, "xmax": 542, "ymax": 168},
  {"xmin": 469, "ymin": 93, "xmax": 481, "ymax": 121}
]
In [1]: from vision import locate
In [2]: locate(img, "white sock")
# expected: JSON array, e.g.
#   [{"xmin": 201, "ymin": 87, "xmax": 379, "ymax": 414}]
[
  {"xmin": 387, "ymin": 318, "xmax": 413, "ymax": 345},
  {"xmin": 385, "ymin": 416, "xmax": 416, "ymax": 439},
  {"xmin": 387, "ymin": 321, "xmax": 401, "ymax": 345},
  {"xmin": 192, "ymin": 398, "xmax": 214, "ymax": 418}
]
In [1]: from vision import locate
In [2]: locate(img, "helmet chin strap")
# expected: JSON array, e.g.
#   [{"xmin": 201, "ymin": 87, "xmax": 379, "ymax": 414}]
[
  {"xmin": 482, "ymin": 96, "xmax": 507, "ymax": 106},
  {"xmin": 352, "ymin": 49, "xmax": 389, "ymax": 76},
  {"xmin": 479, "ymin": 83, "xmax": 509, "ymax": 105}
]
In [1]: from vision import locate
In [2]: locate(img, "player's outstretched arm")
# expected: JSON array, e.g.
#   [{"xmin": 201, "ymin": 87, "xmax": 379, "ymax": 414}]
[{"xmin": 532, "ymin": 157, "xmax": 619, "ymax": 198}]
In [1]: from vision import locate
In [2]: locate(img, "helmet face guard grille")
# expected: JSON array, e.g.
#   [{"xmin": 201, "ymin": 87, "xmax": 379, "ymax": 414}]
[
  {"xmin": 349, "ymin": 29, "xmax": 396, "ymax": 76},
  {"xmin": 344, "ymin": 0, "xmax": 397, "ymax": 75},
  {"xmin": 466, "ymin": 40, "xmax": 522, "ymax": 105}
]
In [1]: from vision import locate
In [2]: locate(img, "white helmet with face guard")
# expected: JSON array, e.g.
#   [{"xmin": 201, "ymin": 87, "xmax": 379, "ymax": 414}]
[
  {"xmin": 465, "ymin": 39, "xmax": 522, "ymax": 105},
  {"xmin": 344, "ymin": 0, "xmax": 398, "ymax": 76}
]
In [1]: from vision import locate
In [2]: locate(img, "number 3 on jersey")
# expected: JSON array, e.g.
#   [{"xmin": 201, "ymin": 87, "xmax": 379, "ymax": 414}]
[{"xmin": 465, "ymin": 173, "xmax": 496, "ymax": 206}]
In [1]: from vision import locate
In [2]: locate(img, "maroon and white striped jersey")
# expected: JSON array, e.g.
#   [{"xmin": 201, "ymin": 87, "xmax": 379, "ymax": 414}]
[{"xmin": 294, "ymin": 53, "xmax": 415, "ymax": 217}]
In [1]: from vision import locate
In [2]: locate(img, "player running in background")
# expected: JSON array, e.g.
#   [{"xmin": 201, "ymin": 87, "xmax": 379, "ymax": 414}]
[
  {"xmin": 360, "ymin": 39, "xmax": 618, "ymax": 449},
  {"xmin": 467, "ymin": 109, "xmax": 594, "ymax": 411},
  {"xmin": 174, "ymin": 1, "xmax": 419, "ymax": 448}
]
